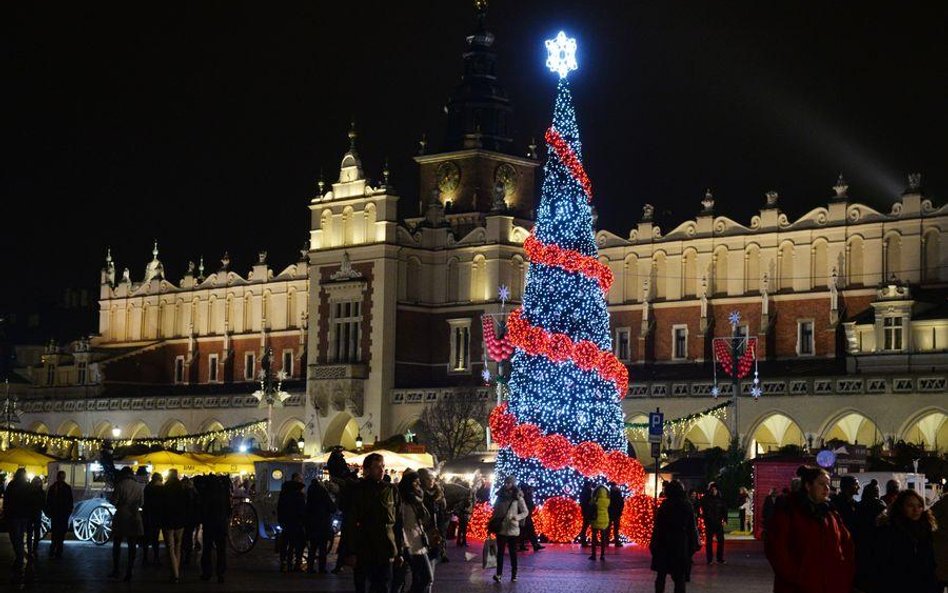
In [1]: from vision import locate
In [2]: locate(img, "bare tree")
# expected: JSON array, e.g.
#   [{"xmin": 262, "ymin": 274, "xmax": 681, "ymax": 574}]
[{"xmin": 416, "ymin": 392, "xmax": 488, "ymax": 462}]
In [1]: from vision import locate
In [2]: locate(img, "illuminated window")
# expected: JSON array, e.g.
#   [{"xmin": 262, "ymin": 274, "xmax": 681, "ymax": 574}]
[
  {"xmin": 448, "ymin": 319, "xmax": 471, "ymax": 372},
  {"xmin": 797, "ymin": 320, "xmax": 814, "ymax": 356},
  {"xmin": 614, "ymin": 328, "xmax": 631, "ymax": 361},
  {"xmin": 331, "ymin": 300, "xmax": 362, "ymax": 363},
  {"xmin": 174, "ymin": 357, "xmax": 184, "ymax": 384},
  {"xmin": 244, "ymin": 352, "xmax": 256, "ymax": 381},
  {"xmin": 883, "ymin": 316, "xmax": 903, "ymax": 351},
  {"xmin": 209, "ymin": 354, "xmax": 219, "ymax": 382},
  {"xmin": 672, "ymin": 325, "xmax": 688, "ymax": 360}
]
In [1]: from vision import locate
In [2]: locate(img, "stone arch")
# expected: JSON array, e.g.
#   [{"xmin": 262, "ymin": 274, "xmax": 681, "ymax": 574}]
[
  {"xmin": 811, "ymin": 239, "xmax": 829, "ymax": 289},
  {"xmin": 445, "ymin": 257, "xmax": 460, "ymax": 303},
  {"xmin": 364, "ymin": 202, "xmax": 377, "ymax": 243},
  {"xmin": 324, "ymin": 412, "xmax": 361, "ymax": 450},
  {"xmin": 341, "ymin": 206, "xmax": 355, "ymax": 246},
  {"xmin": 199, "ymin": 418, "xmax": 226, "ymax": 452},
  {"xmin": 651, "ymin": 251, "xmax": 668, "ymax": 300},
  {"xmin": 393, "ymin": 415, "xmax": 422, "ymax": 438},
  {"xmin": 160, "ymin": 419, "xmax": 188, "ymax": 438},
  {"xmin": 126, "ymin": 419, "xmax": 152, "ymax": 440},
  {"xmin": 846, "ymin": 235, "xmax": 865, "ymax": 287},
  {"xmin": 29, "ymin": 421, "xmax": 49, "ymax": 434},
  {"xmin": 680, "ymin": 415, "xmax": 731, "ymax": 451},
  {"xmin": 745, "ymin": 243, "xmax": 761, "ymax": 293},
  {"xmin": 277, "ymin": 417, "xmax": 306, "ymax": 451},
  {"xmin": 923, "ymin": 227, "xmax": 942, "ymax": 282},
  {"xmin": 406, "ymin": 257, "xmax": 423, "ymax": 302},
  {"xmin": 778, "ymin": 241, "xmax": 795, "ymax": 291},
  {"xmin": 625, "ymin": 414, "xmax": 651, "ymax": 461},
  {"xmin": 818, "ymin": 410, "xmax": 881, "ymax": 446},
  {"xmin": 470, "ymin": 254, "xmax": 487, "ymax": 302},
  {"xmin": 57, "ymin": 420, "xmax": 82, "ymax": 437},
  {"xmin": 712, "ymin": 245, "xmax": 729, "ymax": 295},
  {"xmin": 898, "ymin": 407, "xmax": 948, "ymax": 453},
  {"xmin": 623, "ymin": 254, "xmax": 639, "ymax": 303},
  {"xmin": 746, "ymin": 411, "xmax": 805, "ymax": 458},
  {"xmin": 883, "ymin": 231, "xmax": 902, "ymax": 281},
  {"xmin": 682, "ymin": 249, "xmax": 698, "ymax": 297},
  {"xmin": 509, "ymin": 255, "xmax": 525, "ymax": 301},
  {"xmin": 93, "ymin": 420, "xmax": 114, "ymax": 440},
  {"xmin": 320, "ymin": 209, "xmax": 333, "ymax": 248}
]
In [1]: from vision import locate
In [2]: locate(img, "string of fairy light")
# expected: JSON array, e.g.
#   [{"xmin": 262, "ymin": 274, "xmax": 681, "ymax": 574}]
[
  {"xmin": 624, "ymin": 401, "xmax": 731, "ymax": 442},
  {"xmin": 2, "ymin": 419, "xmax": 267, "ymax": 451}
]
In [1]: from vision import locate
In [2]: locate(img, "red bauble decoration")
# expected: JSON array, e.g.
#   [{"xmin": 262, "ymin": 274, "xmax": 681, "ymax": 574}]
[
  {"xmin": 534, "ymin": 496, "xmax": 583, "ymax": 543},
  {"xmin": 547, "ymin": 333, "xmax": 573, "ymax": 362},
  {"xmin": 510, "ymin": 424, "xmax": 542, "ymax": 458},
  {"xmin": 573, "ymin": 341, "xmax": 601, "ymax": 370},
  {"xmin": 620, "ymin": 495, "xmax": 655, "ymax": 547},
  {"xmin": 572, "ymin": 441, "xmax": 606, "ymax": 476},
  {"xmin": 488, "ymin": 404, "xmax": 516, "ymax": 447},
  {"xmin": 536, "ymin": 433, "xmax": 572, "ymax": 470},
  {"xmin": 467, "ymin": 501, "xmax": 493, "ymax": 541}
]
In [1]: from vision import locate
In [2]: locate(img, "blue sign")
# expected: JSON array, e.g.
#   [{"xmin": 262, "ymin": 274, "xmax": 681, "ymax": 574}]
[{"xmin": 648, "ymin": 412, "xmax": 664, "ymax": 443}]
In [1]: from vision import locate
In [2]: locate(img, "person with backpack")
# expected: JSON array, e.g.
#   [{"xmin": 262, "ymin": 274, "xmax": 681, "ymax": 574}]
[
  {"xmin": 488, "ymin": 476, "xmax": 528, "ymax": 583},
  {"xmin": 699, "ymin": 482, "xmax": 727, "ymax": 564}
]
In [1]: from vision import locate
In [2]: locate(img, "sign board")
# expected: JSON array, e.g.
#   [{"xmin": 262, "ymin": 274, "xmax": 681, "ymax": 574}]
[
  {"xmin": 648, "ymin": 411, "xmax": 664, "ymax": 443},
  {"xmin": 650, "ymin": 441, "xmax": 661, "ymax": 458}
]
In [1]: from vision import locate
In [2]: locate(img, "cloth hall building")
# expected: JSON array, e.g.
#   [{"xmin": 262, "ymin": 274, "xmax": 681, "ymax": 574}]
[{"xmin": 10, "ymin": 6, "xmax": 948, "ymax": 462}]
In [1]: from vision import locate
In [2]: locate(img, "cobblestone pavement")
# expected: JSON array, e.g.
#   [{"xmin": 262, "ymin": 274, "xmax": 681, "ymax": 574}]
[{"xmin": 1, "ymin": 536, "xmax": 774, "ymax": 593}]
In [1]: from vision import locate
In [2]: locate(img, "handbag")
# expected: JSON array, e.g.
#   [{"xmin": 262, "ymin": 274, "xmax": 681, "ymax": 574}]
[{"xmin": 482, "ymin": 535, "xmax": 498, "ymax": 569}]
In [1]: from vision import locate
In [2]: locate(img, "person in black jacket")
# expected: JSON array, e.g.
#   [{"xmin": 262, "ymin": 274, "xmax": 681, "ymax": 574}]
[
  {"xmin": 699, "ymin": 482, "xmax": 727, "ymax": 564},
  {"xmin": 608, "ymin": 483, "xmax": 625, "ymax": 547},
  {"xmin": 160, "ymin": 469, "xmax": 189, "ymax": 582},
  {"xmin": 830, "ymin": 475, "xmax": 860, "ymax": 536},
  {"xmin": 872, "ymin": 489, "xmax": 939, "ymax": 593},
  {"xmin": 760, "ymin": 488, "xmax": 777, "ymax": 539},
  {"xmin": 195, "ymin": 475, "xmax": 231, "ymax": 583},
  {"xmin": 517, "ymin": 483, "xmax": 544, "ymax": 552},
  {"xmin": 578, "ymin": 481, "xmax": 594, "ymax": 547},
  {"xmin": 179, "ymin": 476, "xmax": 199, "ymax": 567},
  {"xmin": 45, "ymin": 470, "xmax": 74, "ymax": 559},
  {"xmin": 651, "ymin": 480, "xmax": 700, "ymax": 593},
  {"xmin": 853, "ymin": 481, "xmax": 886, "ymax": 591},
  {"xmin": 5, "ymin": 469, "xmax": 30, "ymax": 577},
  {"xmin": 305, "ymin": 477, "xmax": 337, "ymax": 574},
  {"xmin": 25, "ymin": 476, "xmax": 45, "ymax": 566},
  {"xmin": 278, "ymin": 473, "xmax": 307, "ymax": 572},
  {"xmin": 141, "ymin": 472, "xmax": 164, "ymax": 566}
]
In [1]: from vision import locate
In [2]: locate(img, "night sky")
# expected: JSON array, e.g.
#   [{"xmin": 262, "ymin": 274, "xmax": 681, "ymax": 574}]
[{"xmin": 4, "ymin": 1, "xmax": 946, "ymax": 313}]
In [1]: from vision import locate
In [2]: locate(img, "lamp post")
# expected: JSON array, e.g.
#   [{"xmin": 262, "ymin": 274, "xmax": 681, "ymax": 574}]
[
  {"xmin": 354, "ymin": 414, "xmax": 374, "ymax": 452},
  {"xmin": 711, "ymin": 311, "xmax": 760, "ymax": 447},
  {"xmin": 252, "ymin": 347, "xmax": 291, "ymax": 451}
]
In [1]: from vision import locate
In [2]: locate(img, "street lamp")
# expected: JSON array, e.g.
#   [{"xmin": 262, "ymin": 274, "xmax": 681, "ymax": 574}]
[
  {"xmin": 354, "ymin": 414, "xmax": 373, "ymax": 452},
  {"xmin": 355, "ymin": 433, "xmax": 364, "ymax": 451},
  {"xmin": 297, "ymin": 438, "xmax": 306, "ymax": 454},
  {"xmin": 252, "ymin": 347, "xmax": 291, "ymax": 451}
]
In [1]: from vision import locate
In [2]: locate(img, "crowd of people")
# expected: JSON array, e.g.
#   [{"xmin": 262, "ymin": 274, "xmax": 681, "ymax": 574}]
[{"xmin": 5, "ymin": 457, "xmax": 948, "ymax": 592}]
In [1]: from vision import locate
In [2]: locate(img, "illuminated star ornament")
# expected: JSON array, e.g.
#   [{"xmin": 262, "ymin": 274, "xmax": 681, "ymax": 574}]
[
  {"xmin": 498, "ymin": 284, "xmax": 511, "ymax": 304},
  {"xmin": 545, "ymin": 31, "xmax": 578, "ymax": 79},
  {"xmin": 481, "ymin": 367, "xmax": 492, "ymax": 384},
  {"xmin": 728, "ymin": 311, "xmax": 742, "ymax": 326}
]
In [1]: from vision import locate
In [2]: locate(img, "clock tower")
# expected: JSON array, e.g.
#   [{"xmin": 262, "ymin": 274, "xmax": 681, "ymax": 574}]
[{"xmin": 414, "ymin": 0, "xmax": 538, "ymax": 220}]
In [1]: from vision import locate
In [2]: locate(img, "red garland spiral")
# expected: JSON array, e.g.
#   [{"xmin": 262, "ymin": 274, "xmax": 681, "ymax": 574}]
[
  {"xmin": 510, "ymin": 424, "xmax": 542, "ymax": 458},
  {"xmin": 536, "ymin": 433, "xmax": 573, "ymax": 470},
  {"xmin": 572, "ymin": 441, "xmax": 607, "ymax": 477},
  {"xmin": 545, "ymin": 127, "xmax": 593, "ymax": 201},
  {"xmin": 620, "ymin": 495, "xmax": 655, "ymax": 546},
  {"xmin": 523, "ymin": 234, "xmax": 613, "ymax": 292}
]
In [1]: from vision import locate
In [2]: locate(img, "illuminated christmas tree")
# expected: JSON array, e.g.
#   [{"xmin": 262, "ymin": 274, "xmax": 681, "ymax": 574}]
[{"xmin": 489, "ymin": 32, "xmax": 644, "ymax": 524}]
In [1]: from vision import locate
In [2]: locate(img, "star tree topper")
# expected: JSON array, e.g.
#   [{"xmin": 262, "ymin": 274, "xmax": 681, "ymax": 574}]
[{"xmin": 545, "ymin": 31, "xmax": 578, "ymax": 79}]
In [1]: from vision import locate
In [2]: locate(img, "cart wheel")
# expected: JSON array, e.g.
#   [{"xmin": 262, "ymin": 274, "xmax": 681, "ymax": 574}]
[
  {"xmin": 39, "ymin": 512, "xmax": 51, "ymax": 540},
  {"xmin": 228, "ymin": 501, "xmax": 258, "ymax": 554},
  {"xmin": 73, "ymin": 517, "xmax": 91, "ymax": 541},
  {"xmin": 89, "ymin": 505, "xmax": 114, "ymax": 545}
]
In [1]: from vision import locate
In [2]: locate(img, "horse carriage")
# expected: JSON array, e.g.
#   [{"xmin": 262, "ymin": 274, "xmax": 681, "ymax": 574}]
[{"xmin": 42, "ymin": 460, "xmax": 119, "ymax": 545}]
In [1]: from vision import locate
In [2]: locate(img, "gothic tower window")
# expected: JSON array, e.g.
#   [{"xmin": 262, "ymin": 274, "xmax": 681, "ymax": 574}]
[{"xmin": 330, "ymin": 299, "xmax": 362, "ymax": 363}]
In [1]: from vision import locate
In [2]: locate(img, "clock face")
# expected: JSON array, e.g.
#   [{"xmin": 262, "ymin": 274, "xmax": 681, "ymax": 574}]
[
  {"xmin": 271, "ymin": 469, "xmax": 284, "ymax": 481},
  {"xmin": 436, "ymin": 161, "xmax": 461, "ymax": 194},
  {"xmin": 494, "ymin": 163, "xmax": 518, "ymax": 195}
]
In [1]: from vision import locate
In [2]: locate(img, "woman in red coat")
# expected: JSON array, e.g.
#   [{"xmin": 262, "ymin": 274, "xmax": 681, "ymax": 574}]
[{"xmin": 765, "ymin": 465, "xmax": 855, "ymax": 593}]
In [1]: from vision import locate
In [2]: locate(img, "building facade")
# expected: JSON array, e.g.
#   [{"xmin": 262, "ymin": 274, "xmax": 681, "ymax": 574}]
[{"xmin": 10, "ymin": 5, "xmax": 948, "ymax": 462}]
